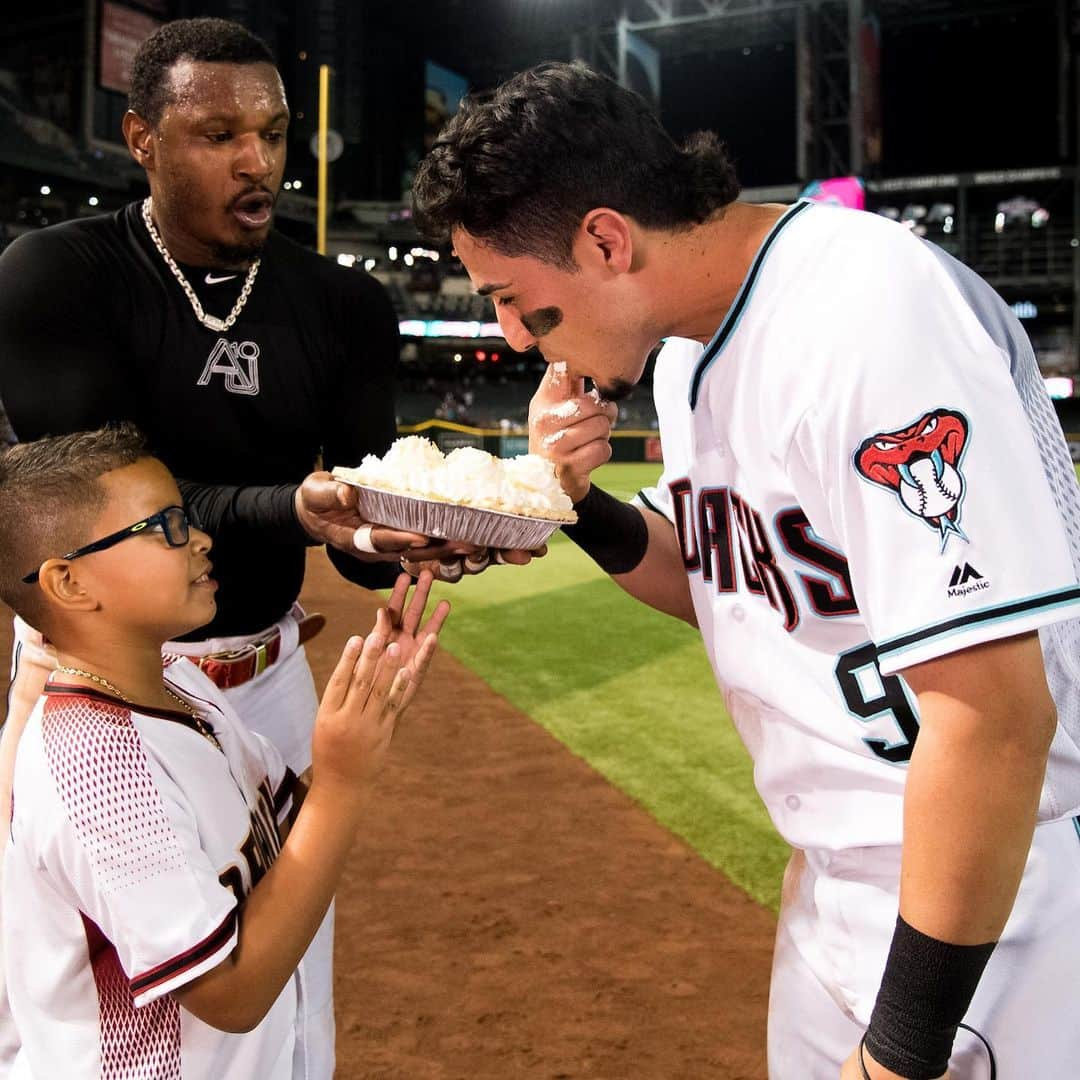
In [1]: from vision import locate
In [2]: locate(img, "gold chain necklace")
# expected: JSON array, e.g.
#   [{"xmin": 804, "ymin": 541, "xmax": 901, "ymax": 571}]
[
  {"xmin": 54, "ymin": 665, "xmax": 222, "ymax": 751},
  {"xmin": 140, "ymin": 198, "xmax": 260, "ymax": 334}
]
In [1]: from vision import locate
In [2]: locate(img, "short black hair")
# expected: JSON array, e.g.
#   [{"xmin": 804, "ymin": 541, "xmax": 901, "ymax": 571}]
[
  {"xmin": 412, "ymin": 61, "xmax": 741, "ymax": 268},
  {"xmin": 0, "ymin": 424, "xmax": 148, "ymax": 625},
  {"xmin": 129, "ymin": 17, "xmax": 276, "ymax": 127}
]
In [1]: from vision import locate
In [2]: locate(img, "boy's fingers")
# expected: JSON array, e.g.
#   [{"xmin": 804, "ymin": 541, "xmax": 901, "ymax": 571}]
[
  {"xmin": 398, "ymin": 634, "xmax": 440, "ymax": 714},
  {"xmin": 386, "ymin": 573, "xmax": 411, "ymax": 626},
  {"xmin": 324, "ymin": 636, "xmax": 363, "ymax": 708},
  {"xmin": 347, "ymin": 631, "xmax": 386, "ymax": 703},
  {"xmin": 419, "ymin": 598, "xmax": 451, "ymax": 640},
  {"xmin": 383, "ymin": 667, "xmax": 413, "ymax": 723},
  {"xmin": 365, "ymin": 642, "xmax": 403, "ymax": 709},
  {"xmin": 402, "ymin": 570, "xmax": 435, "ymax": 636}
]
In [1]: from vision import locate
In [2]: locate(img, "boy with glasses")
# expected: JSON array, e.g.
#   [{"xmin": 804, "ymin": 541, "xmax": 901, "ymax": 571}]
[{"xmin": 0, "ymin": 424, "xmax": 448, "ymax": 1078}]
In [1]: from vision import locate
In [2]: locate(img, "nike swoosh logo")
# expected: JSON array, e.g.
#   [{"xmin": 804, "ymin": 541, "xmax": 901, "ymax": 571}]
[{"xmin": 205, "ymin": 273, "xmax": 238, "ymax": 285}]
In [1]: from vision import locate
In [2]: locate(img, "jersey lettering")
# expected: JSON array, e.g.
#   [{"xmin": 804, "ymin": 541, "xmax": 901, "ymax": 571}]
[
  {"xmin": 218, "ymin": 777, "xmax": 282, "ymax": 899},
  {"xmin": 669, "ymin": 478, "xmax": 700, "ymax": 572},
  {"xmin": 775, "ymin": 507, "xmax": 858, "ymax": 617},
  {"xmin": 672, "ymin": 482, "xmax": 799, "ymax": 631},
  {"xmin": 197, "ymin": 339, "xmax": 261, "ymax": 396},
  {"xmin": 698, "ymin": 488, "xmax": 736, "ymax": 591},
  {"xmin": 834, "ymin": 642, "xmax": 919, "ymax": 763}
]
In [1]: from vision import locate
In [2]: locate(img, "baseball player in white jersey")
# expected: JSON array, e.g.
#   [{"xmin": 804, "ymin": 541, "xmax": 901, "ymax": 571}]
[{"xmin": 413, "ymin": 62, "xmax": 1080, "ymax": 1078}]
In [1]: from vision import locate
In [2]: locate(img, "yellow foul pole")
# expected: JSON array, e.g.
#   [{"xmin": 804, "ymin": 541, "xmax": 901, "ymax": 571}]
[{"xmin": 317, "ymin": 64, "xmax": 330, "ymax": 256}]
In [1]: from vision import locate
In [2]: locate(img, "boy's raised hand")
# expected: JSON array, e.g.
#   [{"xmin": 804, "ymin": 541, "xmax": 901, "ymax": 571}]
[{"xmin": 311, "ymin": 571, "xmax": 450, "ymax": 792}]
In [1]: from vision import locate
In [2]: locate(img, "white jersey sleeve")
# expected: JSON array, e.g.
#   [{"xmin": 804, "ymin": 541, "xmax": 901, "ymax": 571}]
[
  {"xmin": 26, "ymin": 695, "xmax": 238, "ymax": 1007},
  {"xmin": 792, "ymin": 240, "xmax": 1080, "ymax": 674},
  {"xmin": 635, "ymin": 337, "xmax": 703, "ymax": 522}
]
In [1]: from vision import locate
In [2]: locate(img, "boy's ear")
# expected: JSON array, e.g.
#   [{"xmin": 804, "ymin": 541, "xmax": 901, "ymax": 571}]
[{"xmin": 36, "ymin": 562, "xmax": 99, "ymax": 613}]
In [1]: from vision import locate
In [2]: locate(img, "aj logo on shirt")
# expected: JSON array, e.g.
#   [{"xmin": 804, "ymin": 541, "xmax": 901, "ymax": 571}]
[
  {"xmin": 197, "ymin": 338, "xmax": 260, "ymax": 396},
  {"xmin": 853, "ymin": 408, "xmax": 971, "ymax": 552}
]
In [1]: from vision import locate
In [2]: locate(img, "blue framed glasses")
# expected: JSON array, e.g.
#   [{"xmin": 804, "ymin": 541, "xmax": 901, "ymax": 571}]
[{"xmin": 22, "ymin": 505, "xmax": 191, "ymax": 585}]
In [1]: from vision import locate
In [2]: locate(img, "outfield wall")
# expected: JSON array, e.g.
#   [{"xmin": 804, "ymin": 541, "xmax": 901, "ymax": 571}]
[{"xmin": 398, "ymin": 419, "xmax": 663, "ymax": 462}]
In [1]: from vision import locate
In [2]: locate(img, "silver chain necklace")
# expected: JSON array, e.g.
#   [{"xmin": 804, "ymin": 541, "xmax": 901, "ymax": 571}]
[{"xmin": 141, "ymin": 198, "xmax": 259, "ymax": 334}]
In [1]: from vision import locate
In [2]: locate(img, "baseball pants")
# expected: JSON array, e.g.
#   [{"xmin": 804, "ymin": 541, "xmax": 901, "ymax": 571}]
[{"xmin": 767, "ymin": 816, "xmax": 1080, "ymax": 1078}]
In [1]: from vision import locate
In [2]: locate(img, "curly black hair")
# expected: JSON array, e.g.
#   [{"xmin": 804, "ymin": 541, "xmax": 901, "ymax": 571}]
[
  {"xmin": 129, "ymin": 17, "xmax": 275, "ymax": 127},
  {"xmin": 412, "ymin": 61, "xmax": 741, "ymax": 268}
]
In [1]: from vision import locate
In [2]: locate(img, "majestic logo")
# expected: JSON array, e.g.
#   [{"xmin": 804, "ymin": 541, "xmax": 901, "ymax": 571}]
[
  {"xmin": 948, "ymin": 562, "xmax": 989, "ymax": 598},
  {"xmin": 197, "ymin": 339, "xmax": 260, "ymax": 396},
  {"xmin": 854, "ymin": 408, "xmax": 970, "ymax": 551}
]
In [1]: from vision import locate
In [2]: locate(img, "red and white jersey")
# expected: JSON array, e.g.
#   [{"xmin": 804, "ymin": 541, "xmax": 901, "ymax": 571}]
[
  {"xmin": 640, "ymin": 200, "xmax": 1080, "ymax": 851},
  {"xmin": 3, "ymin": 658, "xmax": 300, "ymax": 1079}
]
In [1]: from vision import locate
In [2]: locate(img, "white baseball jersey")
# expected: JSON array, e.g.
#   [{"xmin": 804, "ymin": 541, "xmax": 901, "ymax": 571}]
[
  {"xmin": 639, "ymin": 200, "xmax": 1080, "ymax": 852},
  {"xmin": 3, "ymin": 658, "xmax": 301, "ymax": 1079}
]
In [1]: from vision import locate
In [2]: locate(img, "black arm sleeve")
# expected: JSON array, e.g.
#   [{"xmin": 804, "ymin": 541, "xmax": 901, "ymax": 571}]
[
  {"xmin": 177, "ymin": 479, "xmax": 309, "ymax": 545},
  {"xmin": 321, "ymin": 271, "xmax": 401, "ymax": 590},
  {"xmin": 0, "ymin": 231, "xmax": 135, "ymax": 439}
]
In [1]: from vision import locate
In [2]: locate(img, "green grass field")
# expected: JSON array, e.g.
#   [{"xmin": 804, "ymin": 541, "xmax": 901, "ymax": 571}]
[{"xmin": 426, "ymin": 463, "xmax": 789, "ymax": 911}]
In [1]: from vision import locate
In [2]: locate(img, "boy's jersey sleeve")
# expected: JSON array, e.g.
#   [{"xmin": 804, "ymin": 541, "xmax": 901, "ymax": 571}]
[
  {"xmin": 32, "ymin": 699, "xmax": 238, "ymax": 1007},
  {"xmin": 796, "ymin": 245, "xmax": 1080, "ymax": 674}
]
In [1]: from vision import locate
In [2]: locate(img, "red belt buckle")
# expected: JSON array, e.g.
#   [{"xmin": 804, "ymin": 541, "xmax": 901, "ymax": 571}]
[{"xmin": 197, "ymin": 630, "xmax": 282, "ymax": 691}]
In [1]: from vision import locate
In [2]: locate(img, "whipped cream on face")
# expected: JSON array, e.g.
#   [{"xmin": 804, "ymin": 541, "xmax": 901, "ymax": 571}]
[{"xmin": 334, "ymin": 437, "xmax": 574, "ymax": 517}]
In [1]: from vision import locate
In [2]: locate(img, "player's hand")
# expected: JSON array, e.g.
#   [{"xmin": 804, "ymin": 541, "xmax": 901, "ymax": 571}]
[
  {"xmin": 295, "ymin": 471, "xmax": 465, "ymax": 561},
  {"xmin": 839, "ymin": 1043, "xmax": 948, "ymax": 1080},
  {"xmin": 311, "ymin": 630, "xmax": 412, "ymax": 793},
  {"xmin": 528, "ymin": 361, "xmax": 617, "ymax": 503},
  {"xmin": 398, "ymin": 545, "xmax": 548, "ymax": 582}
]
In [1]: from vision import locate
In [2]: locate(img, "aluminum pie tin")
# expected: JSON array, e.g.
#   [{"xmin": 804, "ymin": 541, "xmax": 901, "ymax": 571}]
[{"xmin": 335, "ymin": 479, "xmax": 576, "ymax": 549}]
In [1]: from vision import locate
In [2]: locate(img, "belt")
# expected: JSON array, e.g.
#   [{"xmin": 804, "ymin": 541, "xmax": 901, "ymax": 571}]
[{"xmin": 195, "ymin": 613, "xmax": 326, "ymax": 691}]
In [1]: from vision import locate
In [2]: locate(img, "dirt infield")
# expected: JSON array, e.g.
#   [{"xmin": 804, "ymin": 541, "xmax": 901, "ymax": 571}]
[{"xmin": 3, "ymin": 550, "xmax": 777, "ymax": 1078}]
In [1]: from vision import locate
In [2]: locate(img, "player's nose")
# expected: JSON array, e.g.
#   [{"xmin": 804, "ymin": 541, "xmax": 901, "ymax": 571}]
[{"xmin": 497, "ymin": 308, "xmax": 537, "ymax": 354}]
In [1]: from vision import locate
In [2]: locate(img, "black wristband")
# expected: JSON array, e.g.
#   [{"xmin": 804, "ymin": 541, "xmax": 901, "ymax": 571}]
[
  {"xmin": 560, "ymin": 485, "xmax": 649, "ymax": 575},
  {"xmin": 864, "ymin": 914, "xmax": 996, "ymax": 1079}
]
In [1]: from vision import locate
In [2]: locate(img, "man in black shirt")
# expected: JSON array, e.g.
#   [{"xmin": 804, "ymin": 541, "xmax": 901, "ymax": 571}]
[{"xmin": 0, "ymin": 18, "xmax": 456, "ymax": 1077}]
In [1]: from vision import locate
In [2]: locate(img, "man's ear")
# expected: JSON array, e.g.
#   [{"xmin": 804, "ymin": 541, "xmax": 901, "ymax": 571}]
[
  {"xmin": 575, "ymin": 209, "xmax": 634, "ymax": 275},
  {"xmin": 37, "ymin": 562, "xmax": 99, "ymax": 615},
  {"xmin": 122, "ymin": 110, "xmax": 156, "ymax": 172}
]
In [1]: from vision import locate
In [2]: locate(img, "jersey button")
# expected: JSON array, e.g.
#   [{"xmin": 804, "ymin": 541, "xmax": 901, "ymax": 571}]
[
  {"xmin": 731, "ymin": 605, "xmax": 746, "ymax": 622},
  {"xmin": 785, "ymin": 795, "xmax": 801, "ymax": 811}
]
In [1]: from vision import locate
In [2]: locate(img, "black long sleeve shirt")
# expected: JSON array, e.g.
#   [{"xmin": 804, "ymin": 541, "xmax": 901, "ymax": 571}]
[{"xmin": 0, "ymin": 202, "xmax": 399, "ymax": 637}]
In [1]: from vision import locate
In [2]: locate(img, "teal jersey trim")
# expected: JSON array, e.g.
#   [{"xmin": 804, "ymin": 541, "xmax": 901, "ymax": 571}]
[
  {"xmin": 688, "ymin": 199, "xmax": 813, "ymax": 410},
  {"xmin": 876, "ymin": 585, "xmax": 1080, "ymax": 661},
  {"xmin": 636, "ymin": 488, "xmax": 663, "ymax": 516}
]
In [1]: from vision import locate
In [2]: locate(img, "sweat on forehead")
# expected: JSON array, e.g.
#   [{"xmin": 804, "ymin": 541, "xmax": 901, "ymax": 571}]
[{"xmin": 160, "ymin": 59, "xmax": 287, "ymax": 118}]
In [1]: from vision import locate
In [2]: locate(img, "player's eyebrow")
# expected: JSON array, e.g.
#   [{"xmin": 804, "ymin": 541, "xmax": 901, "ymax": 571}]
[{"xmin": 476, "ymin": 281, "xmax": 512, "ymax": 297}]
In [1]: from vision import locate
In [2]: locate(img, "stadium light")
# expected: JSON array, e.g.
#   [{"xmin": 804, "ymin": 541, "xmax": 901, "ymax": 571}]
[
  {"xmin": 293, "ymin": 180, "xmax": 303, "ymax": 190},
  {"xmin": 39, "ymin": 185, "xmax": 50, "ymax": 196},
  {"xmin": 284, "ymin": 181, "xmax": 293, "ymax": 190},
  {"xmin": 88, "ymin": 196, "xmax": 99, "ymax": 207},
  {"xmin": 336, "ymin": 253, "xmax": 356, "ymax": 267},
  {"xmin": 364, "ymin": 258, "xmax": 376, "ymax": 271},
  {"xmin": 404, "ymin": 253, "xmax": 414, "ymax": 266},
  {"xmin": 388, "ymin": 246, "xmax": 398, "ymax": 260}
]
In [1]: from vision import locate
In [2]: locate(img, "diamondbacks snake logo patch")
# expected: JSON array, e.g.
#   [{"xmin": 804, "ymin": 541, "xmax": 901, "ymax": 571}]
[{"xmin": 854, "ymin": 408, "xmax": 970, "ymax": 551}]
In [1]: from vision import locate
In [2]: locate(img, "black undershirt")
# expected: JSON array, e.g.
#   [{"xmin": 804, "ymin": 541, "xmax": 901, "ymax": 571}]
[{"xmin": 0, "ymin": 202, "xmax": 399, "ymax": 637}]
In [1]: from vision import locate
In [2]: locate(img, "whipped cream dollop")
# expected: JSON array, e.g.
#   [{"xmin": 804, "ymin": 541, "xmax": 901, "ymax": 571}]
[{"xmin": 335, "ymin": 437, "xmax": 574, "ymax": 517}]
